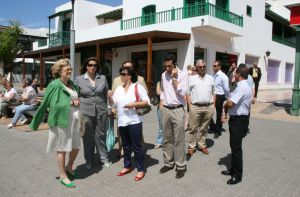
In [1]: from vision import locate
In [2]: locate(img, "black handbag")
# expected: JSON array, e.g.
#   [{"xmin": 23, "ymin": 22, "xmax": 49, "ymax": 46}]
[{"xmin": 134, "ymin": 84, "xmax": 151, "ymax": 115}]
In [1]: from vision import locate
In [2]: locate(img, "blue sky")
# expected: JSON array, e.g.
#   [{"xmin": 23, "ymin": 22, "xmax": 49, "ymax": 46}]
[{"xmin": 0, "ymin": 0, "xmax": 122, "ymax": 29}]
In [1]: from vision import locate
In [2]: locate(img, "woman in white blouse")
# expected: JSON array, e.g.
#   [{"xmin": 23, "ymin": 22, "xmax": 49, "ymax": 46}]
[
  {"xmin": 108, "ymin": 67, "xmax": 150, "ymax": 181},
  {"xmin": 0, "ymin": 82, "xmax": 18, "ymax": 119}
]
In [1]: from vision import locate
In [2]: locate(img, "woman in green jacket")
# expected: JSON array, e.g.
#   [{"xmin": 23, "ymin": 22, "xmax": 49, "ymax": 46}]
[{"xmin": 30, "ymin": 59, "xmax": 80, "ymax": 188}]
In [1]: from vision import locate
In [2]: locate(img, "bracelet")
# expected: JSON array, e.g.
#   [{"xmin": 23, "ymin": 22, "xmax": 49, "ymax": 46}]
[
  {"xmin": 172, "ymin": 77, "xmax": 177, "ymax": 81},
  {"xmin": 71, "ymin": 100, "xmax": 74, "ymax": 106}
]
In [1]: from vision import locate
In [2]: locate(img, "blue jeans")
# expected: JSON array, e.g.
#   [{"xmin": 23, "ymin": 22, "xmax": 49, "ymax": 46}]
[
  {"xmin": 12, "ymin": 104, "xmax": 36, "ymax": 125},
  {"xmin": 156, "ymin": 107, "xmax": 163, "ymax": 145}
]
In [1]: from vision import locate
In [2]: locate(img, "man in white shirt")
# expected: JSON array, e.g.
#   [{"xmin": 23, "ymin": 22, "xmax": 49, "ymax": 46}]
[
  {"xmin": 159, "ymin": 54, "xmax": 188, "ymax": 179},
  {"xmin": 211, "ymin": 60, "xmax": 229, "ymax": 139},
  {"xmin": 186, "ymin": 60, "xmax": 214, "ymax": 156}
]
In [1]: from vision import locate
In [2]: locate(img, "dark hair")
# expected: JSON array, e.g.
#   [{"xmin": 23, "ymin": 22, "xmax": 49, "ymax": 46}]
[
  {"xmin": 236, "ymin": 63, "xmax": 249, "ymax": 79},
  {"xmin": 215, "ymin": 60, "xmax": 222, "ymax": 67},
  {"xmin": 164, "ymin": 54, "xmax": 177, "ymax": 65},
  {"xmin": 119, "ymin": 67, "xmax": 137, "ymax": 83},
  {"xmin": 23, "ymin": 78, "xmax": 32, "ymax": 86},
  {"xmin": 122, "ymin": 60, "xmax": 134, "ymax": 69},
  {"xmin": 80, "ymin": 57, "xmax": 100, "ymax": 74}
]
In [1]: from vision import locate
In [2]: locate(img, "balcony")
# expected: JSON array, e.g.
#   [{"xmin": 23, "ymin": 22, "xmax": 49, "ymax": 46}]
[
  {"xmin": 121, "ymin": 2, "xmax": 243, "ymax": 30},
  {"xmin": 38, "ymin": 39, "xmax": 47, "ymax": 47},
  {"xmin": 272, "ymin": 35, "xmax": 296, "ymax": 48},
  {"xmin": 49, "ymin": 31, "xmax": 70, "ymax": 47}
]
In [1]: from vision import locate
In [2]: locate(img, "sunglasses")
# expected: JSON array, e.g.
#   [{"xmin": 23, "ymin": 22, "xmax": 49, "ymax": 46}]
[
  {"xmin": 213, "ymin": 65, "xmax": 218, "ymax": 67},
  {"xmin": 197, "ymin": 66, "xmax": 206, "ymax": 69},
  {"xmin": 120, "ymin": 73, "xmax": 129, "ymax": 76},
  {"xmin": 87, "ymin": 64, "xmax": 97, "ymax": 67}
]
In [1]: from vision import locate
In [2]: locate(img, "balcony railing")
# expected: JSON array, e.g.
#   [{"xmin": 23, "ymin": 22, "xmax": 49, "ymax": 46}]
[
  {"xmin": 38, "ymin": 39, "xmax": 47, "ymax": 47},
  {"xmin": 121, "ymin": 2, "xmax": 243, "ymax": 30},
  {"xmin": 272, "ymin": 35, "xmax": 296, "ymax": 48},
  {"xmin": 49, "ymin": 31, "xmax": 70, "ymax": 47}
]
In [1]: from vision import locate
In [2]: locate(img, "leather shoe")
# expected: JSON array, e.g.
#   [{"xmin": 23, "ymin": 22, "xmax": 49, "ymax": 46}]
[
  {"xmin": 175, "ymin": 168, "xmax": 186, "ymax": 179},
  {"xmin": 213, "ymin": 133, "xmax": 221, "ymax": 139},
  {"xmin": 159, "ymin": 166, "xmax": 174, "ymax": 174},
  {"xmin": 117, "ymin": 168, "xmax": 133, "ymax": 176},
  {"xmin": 227, "ymin": 176, "xmax": 242, "ymax": 185},
  {"xmin": 221, "ymin": 170, "xmax": 233, "ymax": 176},
  {"xmin": 134, "ymin": 172, "xmax": 145, "ymax": 181},
  {"xmin": 187, "ymin": 147, "xmax": 196, "ymax": 156},
  {"xmin": 200, "ymin": 147, "xmax": 209, "ymax": 155}
]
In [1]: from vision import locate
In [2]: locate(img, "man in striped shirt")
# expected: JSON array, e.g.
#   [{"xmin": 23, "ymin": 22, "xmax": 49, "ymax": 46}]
[{"xmin": 221, "ymin": 64, "xmax": 252, "ymax": 185}]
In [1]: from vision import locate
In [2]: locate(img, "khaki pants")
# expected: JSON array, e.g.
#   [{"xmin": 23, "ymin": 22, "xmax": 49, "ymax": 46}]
[
  {"xmin": 161, "ymin": 106, "xmax": 186, "ymax": 170},
  {"xmin": 186, "ymin": 104, "xmax": 214, "ymax": 149}
]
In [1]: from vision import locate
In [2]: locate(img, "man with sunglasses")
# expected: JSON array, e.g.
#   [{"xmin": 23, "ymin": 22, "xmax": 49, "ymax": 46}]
[
  {"xmin": 186, "ymin": 59, "xmax": 214, "ymax": 157},
  {"xmin": 211, "ymin": 60, "xmax": 229, "ymax": 139}
]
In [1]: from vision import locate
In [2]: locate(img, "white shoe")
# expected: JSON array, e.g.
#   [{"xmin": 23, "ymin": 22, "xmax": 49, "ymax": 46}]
[
  {"xmin": 7, "ymin": 123, "xmax": 13, "ymax": 129},
  {"xmin": 21, "ymin": 118, "xmax": 28, "ymax": 125},
  {"xmin": 103, "ymin": 162, "xmax": 110, "ymax": 168}
]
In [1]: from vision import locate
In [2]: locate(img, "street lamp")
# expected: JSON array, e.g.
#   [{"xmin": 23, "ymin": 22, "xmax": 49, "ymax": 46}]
[
  {"xmin": 285, "ymin": 2, "xmax": 300, "ymax": 116},
  {"xmin": 70, "ymin": 0, "xmax": 75, "ymax": 80}
]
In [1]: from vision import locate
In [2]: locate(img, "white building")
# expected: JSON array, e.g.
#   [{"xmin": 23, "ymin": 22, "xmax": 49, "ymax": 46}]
[{"xmin": 25, "ymin": 0, "xmax": 297, "ymax": 94}]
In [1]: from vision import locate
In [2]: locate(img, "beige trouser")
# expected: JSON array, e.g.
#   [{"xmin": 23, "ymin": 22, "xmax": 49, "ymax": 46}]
[
  {"xmin": 186, "ymin": 104, "xmax": 214, "ymax": 149},
  {"xmin": 161, "ymin": 106, "xmax": 186, "ymax": 170}
]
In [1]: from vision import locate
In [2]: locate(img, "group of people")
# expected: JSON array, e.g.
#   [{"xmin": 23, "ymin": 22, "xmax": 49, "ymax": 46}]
[
  {"xmin": 154, "ymin": 55, "xmax": 259, "ymax": 184},
  {"xmin": 24, "ymin": 53, "xmax": 260, "ymax": 188},
  {"xmin": 0, "ymin": 76, "xmax": 39, "ymax": 128}
]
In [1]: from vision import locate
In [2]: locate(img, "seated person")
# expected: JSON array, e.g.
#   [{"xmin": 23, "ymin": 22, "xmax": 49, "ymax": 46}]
[
  {"xmin": 31, "ymin": 78, "xmax": 38, "ymax": 94},
  {"xmin": 7, "ymin": 79, "xmax": 38, "ymax": 128},
  {"xmin": 0, "ymin": 82, "xmax": 18, "ymax": 119},
  {"xmin": 0, "ymin": 77, "xmax": 8, "ymax": 97}
]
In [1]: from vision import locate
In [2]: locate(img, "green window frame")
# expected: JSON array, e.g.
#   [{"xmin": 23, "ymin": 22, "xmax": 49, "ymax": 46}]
[
  {"xmin": 247, "ymin": 5, "xmax": 252, "ymax": 17},
  {"xmin": 183, "ymin": 0, "xmax": 207, "ymax": 18},
  {"xmin": 142, "ymin": 5, "xmax": 156, "ymax": 26}
]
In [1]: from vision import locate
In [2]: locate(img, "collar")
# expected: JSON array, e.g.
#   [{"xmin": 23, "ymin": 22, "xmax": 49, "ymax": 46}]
[{"xmin": 84, "ymin": 73, "xmax": 101, "ymax": 79}]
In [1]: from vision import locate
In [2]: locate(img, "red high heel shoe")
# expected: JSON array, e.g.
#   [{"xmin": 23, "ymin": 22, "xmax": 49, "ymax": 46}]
[
  {"xmin": 134, "ymin": 172, "xmax": 145, "ymax": 181},
  {"xmin": 117, "ymin": 168, "xmax": 133, "ymax": 176}
]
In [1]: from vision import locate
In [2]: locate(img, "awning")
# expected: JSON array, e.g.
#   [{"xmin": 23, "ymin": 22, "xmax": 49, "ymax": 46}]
[{"xmin": 96, "ymin": 8, "xmax": 123, "ymax": 20}]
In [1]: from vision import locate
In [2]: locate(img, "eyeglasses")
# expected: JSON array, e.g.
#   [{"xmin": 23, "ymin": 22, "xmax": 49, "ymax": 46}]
[
  {"xmin": 197, "ymin": 66, "xmax": 206, "ymax": 69},
  {"xmin": 87, "ymin": 64, "xmax": 97, "ymax": 67},
  {"xmin": 120, "ymin": 73, "xmax": 129, "ymax": 76}
]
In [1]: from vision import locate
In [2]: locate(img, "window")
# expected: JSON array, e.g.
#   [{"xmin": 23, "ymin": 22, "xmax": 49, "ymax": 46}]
[
  {"xmin": 142, "ymin": 5, "xmax": 156, "ymax": 25},
  {"xmin": 267, "ymin": 59, "xmax": 280, "ymax": 83},
  {"xmin": 285, "ymin": 63, "xmax": 293, "ymax": 83},
  {"xmin": 216, "ymin": 0, "xmax": 229, "ymax": 10},
  {"xmin": 245, "ymin": 55, "xmax": 259, "ymax": 68},
  {"xmin": 247, "ymin": 5, "xmax": 252, "ymax": 17},
  {"xmin": 184, "ymin": 0, "xmax": 207, "ymax": 18}
]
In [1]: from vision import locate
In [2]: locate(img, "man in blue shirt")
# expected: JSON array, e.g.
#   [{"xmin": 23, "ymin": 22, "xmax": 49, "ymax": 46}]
[{"xmin": 221, "ymin": 64, "xmax": 252, "ymax": 185}]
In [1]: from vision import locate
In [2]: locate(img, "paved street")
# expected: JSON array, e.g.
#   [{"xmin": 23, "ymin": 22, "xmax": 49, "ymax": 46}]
[{"xmin": 0, "ymin": 102, "xmax": 300, "ymax": 197}]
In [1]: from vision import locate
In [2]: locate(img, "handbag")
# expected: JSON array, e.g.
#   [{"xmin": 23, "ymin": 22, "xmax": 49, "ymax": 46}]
[
  {"xmin": 106, "ymin": 117, "xmax": 115, "ymax": 152},
  {"xmin": 134, "ymin": 84, "xmax": 151, "ymax": 115}
]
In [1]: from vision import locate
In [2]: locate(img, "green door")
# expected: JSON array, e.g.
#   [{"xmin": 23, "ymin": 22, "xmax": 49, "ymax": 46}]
[
  {"xmin": 183, "ymin": 0, "xmax": 206, "ymax": 18},
  {"xmin": 142, "ymin": 5, "xmax": 156, "ymax": 25}
]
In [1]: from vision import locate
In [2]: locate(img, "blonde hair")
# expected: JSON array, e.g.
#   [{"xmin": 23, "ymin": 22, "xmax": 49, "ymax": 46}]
[{"xmin": 52, "ymin": 58, "xmax": 71, "ymax": 79}]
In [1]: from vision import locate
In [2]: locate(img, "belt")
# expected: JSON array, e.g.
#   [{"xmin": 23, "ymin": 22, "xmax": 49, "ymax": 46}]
[
  {"xmin": 163, "ymin": 105, "xmax": 183, "ymax": 110},
  {"xmin": 192, "ymin": 103, "xmax": 212, "ymax": 107},
  {"xmin": 229, "ymin": 115, "xmax": 249, "ymax": 120}
]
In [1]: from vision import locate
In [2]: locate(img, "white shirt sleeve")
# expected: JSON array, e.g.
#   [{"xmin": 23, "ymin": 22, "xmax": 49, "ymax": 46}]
[{"xmin": 137, "ymin": 84, "xmax": 150, "ymax": 105}]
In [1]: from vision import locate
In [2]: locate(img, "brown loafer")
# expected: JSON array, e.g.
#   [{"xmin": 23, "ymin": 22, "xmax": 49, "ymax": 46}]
[
  {"xmin": 187, "ymin": 148, "xmax": 195, "ymax": 156},
  {"xmin": 200, "ymin": 147, "xmax": 209, "ymax": 155}
]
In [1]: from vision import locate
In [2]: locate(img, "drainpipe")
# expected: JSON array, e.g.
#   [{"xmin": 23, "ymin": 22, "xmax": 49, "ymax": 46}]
[
  {"xmin": 291, "ymin": 27, "xmax": 300, "ymax": 116},
  {"xmin": 70, "ymin": 0, "xmax": 75, "ymax": 80}
]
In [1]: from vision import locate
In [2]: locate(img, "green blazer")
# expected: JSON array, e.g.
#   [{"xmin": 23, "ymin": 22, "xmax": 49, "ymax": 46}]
[{"xmin": 29, "ymin": 79, "xmax": 79, "ymax": 131}]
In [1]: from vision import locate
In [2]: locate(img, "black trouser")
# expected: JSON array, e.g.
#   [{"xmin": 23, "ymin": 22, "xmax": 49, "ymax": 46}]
[
  {"xmin": 253, "ymin": 80, "xmax": 260, "ymax": 98},
  {"xmin": 215, "ymin": 94, "xmax": 226, "ymax": 134},
  {"xmin": 229, "ymin": 116, "xmax": 249, "ymax": 179}
]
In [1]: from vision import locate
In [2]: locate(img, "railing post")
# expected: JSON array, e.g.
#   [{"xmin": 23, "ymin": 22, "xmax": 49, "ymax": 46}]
[
  {"xmin": 120, "ymin": 20, "xmax": 123, "ymax": 30},
  {"xmin": 171, "ymin": 7, "xmax": 175, "ymax": 21}
]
